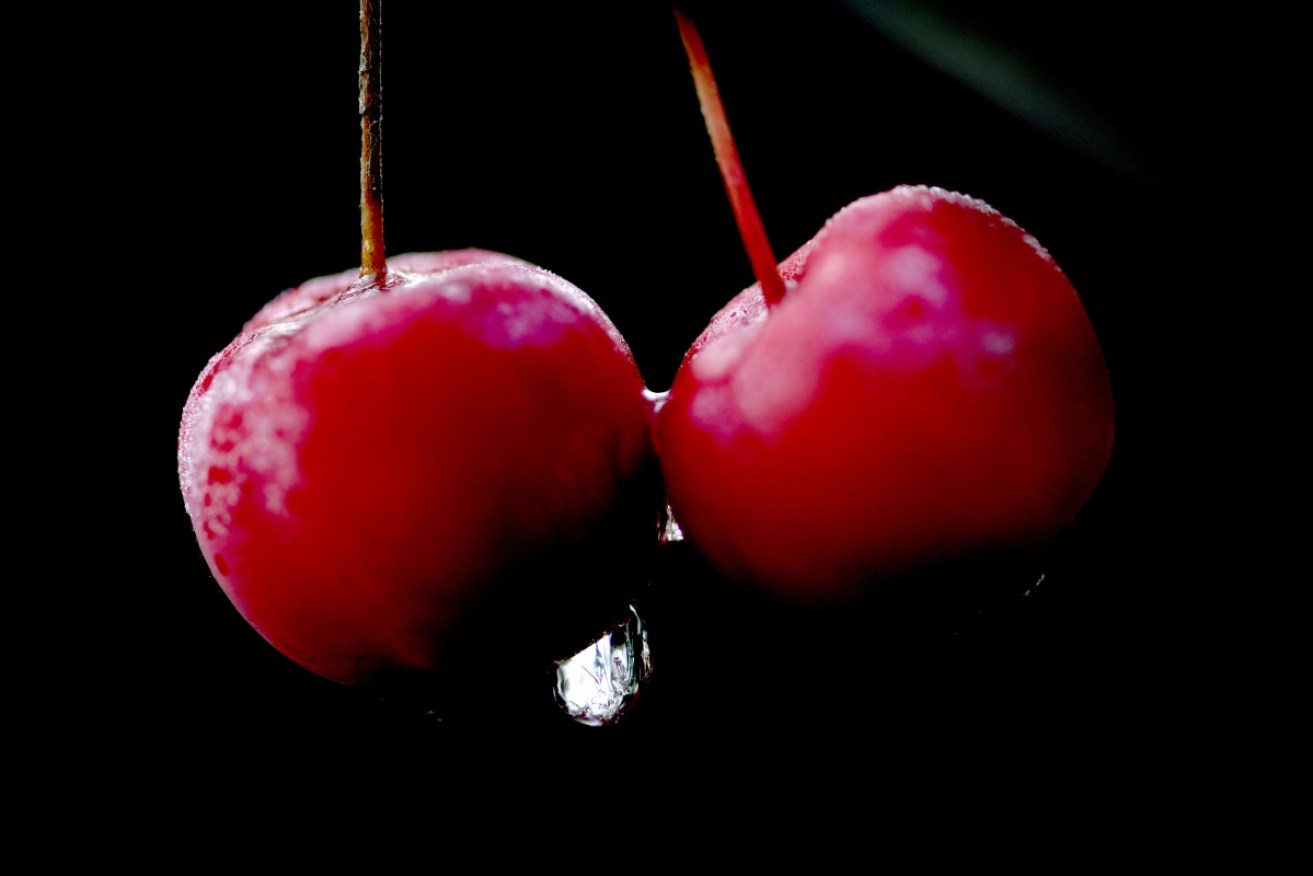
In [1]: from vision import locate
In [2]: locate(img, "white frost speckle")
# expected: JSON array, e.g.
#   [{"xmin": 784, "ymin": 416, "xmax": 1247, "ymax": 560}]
[
  {"xmin": 264, "ymin": 482, "xmax": 288, "ymax": 515},
  {"xmin": 691, "ymin": 334, "xmax": 747, "ymax": 382},
  {"xmin": 981, "ymin": 329, "xmax": 1016, "ymax": 356},
  {"xmin": 887, "ymin": 247, "xmax": 949, "ymax": 307},
  {"xmin": 439, "ymin": 278, "xmax": 473, "ymax": 304},
  {"xmin": 1021, "ymin": 232, "xmax": 1055, "ymax": 263}
]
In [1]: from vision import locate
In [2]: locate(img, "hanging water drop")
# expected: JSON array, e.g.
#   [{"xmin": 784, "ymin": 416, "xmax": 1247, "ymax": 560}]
[
  {"xmin": 553, "ymin": 604, "xmax": 652, "ymax": 726},
  {"xmin": 659, "ymin": 502, "xmax": 684, "ymax": 544}
]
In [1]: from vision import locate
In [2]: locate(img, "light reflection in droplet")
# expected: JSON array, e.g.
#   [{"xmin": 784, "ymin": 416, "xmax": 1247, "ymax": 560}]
[
  {"xmin": 642, "ymin": 387, "xmax": 670, "ymax": 414},
  {"xmin": 659, "ymin": 502, "xmax": 684, "ymax": 544},
  {"xmin": 553, "ymin": 604, "xmax": 652, "ymax": 727}
]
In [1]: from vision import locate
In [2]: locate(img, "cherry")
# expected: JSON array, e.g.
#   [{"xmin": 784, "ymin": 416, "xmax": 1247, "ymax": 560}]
[
  {"xmin": 657, "ymin": 186, "xmax": 1114, "ymax": 598},
  {"xmin": 655, "ymin": 13, "xmax": 1115, "ymax": 602},
  {"xmin": 178, "ymin": 4, "xmax": 657, "ymax": 695},
  {"xmin": 180, "ymin": 255, "xmax": 655, "ymax": 686}
]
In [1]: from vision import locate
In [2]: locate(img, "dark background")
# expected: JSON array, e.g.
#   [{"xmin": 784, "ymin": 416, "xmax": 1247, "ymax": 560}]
[{"xmin": 56, "ymin": 1, "xmax": 1279, "ymax": 794}]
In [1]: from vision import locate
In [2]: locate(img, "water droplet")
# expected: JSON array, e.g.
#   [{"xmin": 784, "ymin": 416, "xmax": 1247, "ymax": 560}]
[
  {"xmin": 643, "ymin": 387, "xmax": 669, "ymax": 414},
  {"xmin": 659, "ymin": 502, "xmax": 684, "ymax": 544},
  {"xmin": 553, "ymin": 605, "xmax": 652, "ymax": 727}
]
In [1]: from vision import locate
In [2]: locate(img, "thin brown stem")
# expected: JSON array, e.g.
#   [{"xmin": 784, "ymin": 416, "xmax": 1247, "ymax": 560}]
[
  {"xmin": 360, "ymin": 0, "xmax": 387, "ymax": 280},
  {"xmin": 674, "ymin": 8, "xmax": 786, "ymax": 308}
]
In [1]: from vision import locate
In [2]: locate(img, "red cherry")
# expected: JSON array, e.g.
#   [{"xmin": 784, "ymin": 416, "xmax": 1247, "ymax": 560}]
[
  {"xmin": 179, "ymin": 5, "xmax": 659, "ymax": 698},
  {"xmin": 179, "ymin": 254, "xmax": 656, "ymax": 685},
  {"xmin": 656, "ymin": 185, "xmax": 1114, "ymax": 600}
]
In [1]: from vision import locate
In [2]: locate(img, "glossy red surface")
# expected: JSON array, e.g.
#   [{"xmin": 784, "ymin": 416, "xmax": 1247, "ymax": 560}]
[
  {"xmin": 656, "ymin": 186, "xmax": 1115, "ymax": 600},
  {"xmin": 179, "ymin": 256, "xmax": 654, "ymax": 684}
]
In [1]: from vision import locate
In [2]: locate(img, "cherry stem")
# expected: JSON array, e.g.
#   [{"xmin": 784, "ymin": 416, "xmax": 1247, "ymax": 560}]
[
  {"xmin": 674, "ymin": 8, "xmax": 786, "ymax": 308},
  {"xmin": 360, "ymin": 0, "xmax": 387, "ymax": 281}
]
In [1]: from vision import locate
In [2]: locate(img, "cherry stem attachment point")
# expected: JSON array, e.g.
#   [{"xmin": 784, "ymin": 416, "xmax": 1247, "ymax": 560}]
[
  {"xmin": 360, "ymin": 0, "xmax": 387, "ymax": 281},
  {"xmin": 674, "ymin": 8, "xmax": 786, "ymax": 308}
]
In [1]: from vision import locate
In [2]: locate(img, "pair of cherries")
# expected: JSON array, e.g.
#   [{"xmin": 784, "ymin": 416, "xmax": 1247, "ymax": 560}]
[
  {"xmin": 177, "ymin": 7, "xmax": 1114, "ymax": 704},
  {"xmin": 178, "ymin": 185, "xmax": 1114, "ymax": 692}
]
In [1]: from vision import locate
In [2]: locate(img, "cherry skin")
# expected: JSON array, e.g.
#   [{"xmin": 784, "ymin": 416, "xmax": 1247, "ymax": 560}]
[
  {"xmin": 179, "ymin": 252, "xmax": 657, "ymax": 686},
  {"xmin": 655, "ymin": 185, "xmax": 1115, "ymax": 601}
]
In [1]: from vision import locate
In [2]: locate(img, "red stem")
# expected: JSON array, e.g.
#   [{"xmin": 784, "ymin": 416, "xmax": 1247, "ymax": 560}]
[
  {"xmin": 360, "ymin": 0, "xmax": 387, "ymax": 281},
  {"xmin": 674, "ymin": 8, "xmax": 786, "ymax": 308}
]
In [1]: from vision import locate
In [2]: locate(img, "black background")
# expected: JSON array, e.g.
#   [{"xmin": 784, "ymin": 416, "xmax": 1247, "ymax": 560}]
[{"xmin": 54, "ymin": 1, "xmax": 1279, "ymax": 799}]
